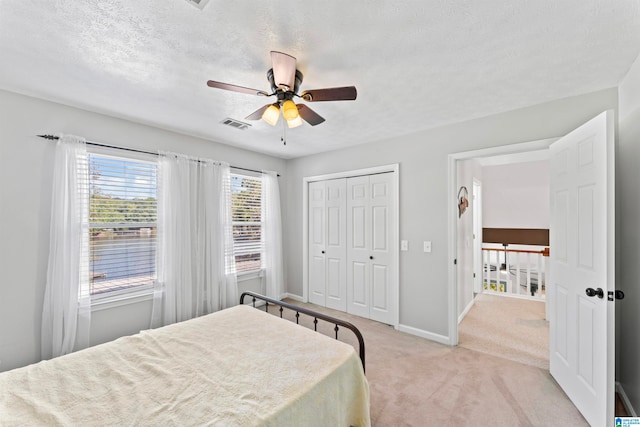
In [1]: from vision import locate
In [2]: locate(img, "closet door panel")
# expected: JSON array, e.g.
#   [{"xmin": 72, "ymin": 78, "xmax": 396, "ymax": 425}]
[
  {"xmin": 327, "ymin": 258, "xmax": 342, "ymax": 300},
  {"xmin": 349, "ymin": 260, "xmax": 370, "ymax": 317},
  {"xmin": 308, "ymin": 181, "xmax": 326, "ymax": 306},
  {"xmin": 347, "ymin": 176, "xmax": 371, "ymax": 317},
  {"xmin": 371, "ymin": 263, "xmax": 389, "ymax": 310},
  {"xmin": 325, "ymin": 179, "xmax": 347, "ymax": 311},
  {"xmin": 351, "ymin": 206, "xmax": 366, "ymax": 248},
  {"xmin": 369, "ymin": 173, "xmax": 395, "ymax": 324},
  {"xmin": 372, "ymin": 206, "xmax": 388, "ymax": 251}
]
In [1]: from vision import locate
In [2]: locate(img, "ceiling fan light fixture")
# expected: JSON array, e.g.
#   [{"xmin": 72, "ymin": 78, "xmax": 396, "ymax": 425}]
[
  {"xmin": 206, "ymin": 51, "xmax": 357, "ymax": 133},
  {"xmin": 261, "ymin": 104, "xmax": 280, "ymax": 126},
  {"xmin": 282, "ymin": 100, "xmax": 299, "ymax": 121},
  {"xmin": 287, "ymin": 115, "xmax": 303, "ymax": 128}
]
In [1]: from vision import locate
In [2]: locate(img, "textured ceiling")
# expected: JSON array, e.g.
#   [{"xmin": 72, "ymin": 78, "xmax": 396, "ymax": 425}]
[{"xmin": 0, "ymin": 1, "xmax": 639, "ymax": 159}]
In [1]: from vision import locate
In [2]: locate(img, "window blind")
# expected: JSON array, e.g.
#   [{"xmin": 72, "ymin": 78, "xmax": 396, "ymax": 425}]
[
  {"xmin": 230, "ymin": 174, "xmax": 262, "ymax": 273},
  {"xmin": 87, "ymin": 153, "xmax": 157, "ymax": 296}
]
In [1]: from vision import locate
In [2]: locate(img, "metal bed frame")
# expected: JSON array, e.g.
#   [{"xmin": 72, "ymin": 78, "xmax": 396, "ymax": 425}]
[{"xmin": 240, "ymin": 291, "xmax": 366, "ymax": 373}]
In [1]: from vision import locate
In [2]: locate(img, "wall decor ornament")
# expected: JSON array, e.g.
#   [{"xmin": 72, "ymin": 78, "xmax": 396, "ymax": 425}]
[{"xmin": 458, "ymin": 186, "xmax": 469, "ymax": 218}]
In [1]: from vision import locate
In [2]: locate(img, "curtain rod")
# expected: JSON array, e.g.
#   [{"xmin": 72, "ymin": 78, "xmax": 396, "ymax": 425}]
[{"xmin": 37, "ymin": 134, "xmax": 278, "ymax": 176}]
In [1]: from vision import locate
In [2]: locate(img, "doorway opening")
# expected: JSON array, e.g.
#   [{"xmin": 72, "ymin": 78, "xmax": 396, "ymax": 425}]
[
  {"xmin": 446, "ymin": 137, "xmax": 556, "ymax": 347},
  {"xmin": 453, "ymin": 144, "xmax": 552, "ymax": 369}
]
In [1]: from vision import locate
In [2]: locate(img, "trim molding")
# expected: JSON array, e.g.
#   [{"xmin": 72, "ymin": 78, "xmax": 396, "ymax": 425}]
[
  {"xmin": 398, "ymin": 324, "xmax": 451, "ymax": 346},
  {"xmin": 616, "ymin": 381, "xmax": 638, "ymax": 417},
  {"xmin": 91, "ymin": 289, "xmax": 154, "ymax": 312},
  {"xmin": 447, "ymin": 138, "xmax": 558, "ymax": 347},
  {"xmin": 303, "ymin": 164, "xmax": 399, "ymax": 183},
  {"xmin": 283, "ymin": 293, "xmax": 304, "ymax": 302},
  {"xmin": 458, "ymin": 298, "xmax": 474, "ymax": 324}
]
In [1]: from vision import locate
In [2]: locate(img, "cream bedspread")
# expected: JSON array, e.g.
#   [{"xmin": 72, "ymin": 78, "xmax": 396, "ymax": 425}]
[{"xmin": 0, "ymin": 304, "xmax": 370, "ymax": 426}]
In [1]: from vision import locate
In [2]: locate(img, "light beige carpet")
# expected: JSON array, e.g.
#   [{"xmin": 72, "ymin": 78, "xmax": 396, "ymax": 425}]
[
  {"xmin": 459, "ymin": 293, "xmax": 549, "ymax": 370},
  {"xmin": 265, "ymin": 298, "xmax": 586, "ymax": 427}
]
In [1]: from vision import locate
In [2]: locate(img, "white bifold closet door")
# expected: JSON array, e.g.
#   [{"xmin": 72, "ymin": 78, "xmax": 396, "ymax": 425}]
[
  {"xmin": 346, "ymin": 173, "xmax": 395, "ymax": 324},
  {"xmin": 308, "ymin": 172, "xmax": 396, "ymax": 324},
  {"xmin": 308, "ymin": 179, "xmax": 347, "ymax": 311}
]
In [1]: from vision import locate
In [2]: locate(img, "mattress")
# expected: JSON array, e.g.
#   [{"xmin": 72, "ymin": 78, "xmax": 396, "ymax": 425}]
[{"xmin": 0, "ymin": 304, "xmax": 370, "ymax": 426}]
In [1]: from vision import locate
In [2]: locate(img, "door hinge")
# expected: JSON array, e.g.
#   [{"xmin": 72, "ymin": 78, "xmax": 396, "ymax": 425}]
[
  {"xmin": 454, "ymin": 259, "xmax": 457, "ymax": 265},
  {"xmin": 473, "ymin": 273, "xmax": 476, "ymax": 278}
]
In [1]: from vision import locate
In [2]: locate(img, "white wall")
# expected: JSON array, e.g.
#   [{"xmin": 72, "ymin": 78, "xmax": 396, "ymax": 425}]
[
  {"xmin": 0, "ymin": 89, "xmax": 286, "ymax": 371},
  {"xmin": 617, "ymin": 53, "xmax": 640, "ymax": 415},
  {"xmin": 481, "ymin": 160, "xmax": 550, "ymax": 229},
  {"xmin": 284, "ymin": 88, "xmax": 617, "ymax": 340}
]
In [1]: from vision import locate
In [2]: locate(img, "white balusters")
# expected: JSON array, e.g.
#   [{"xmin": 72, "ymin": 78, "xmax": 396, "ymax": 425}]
[{"xmin": 480, "ymin": 246, "xmax": 547, "ymax": 300}]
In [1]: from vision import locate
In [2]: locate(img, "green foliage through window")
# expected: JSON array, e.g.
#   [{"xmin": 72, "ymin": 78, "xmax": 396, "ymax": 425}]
[{"xmin": 87, "ymin": 153, "xmax": 157, "ymax": 296}]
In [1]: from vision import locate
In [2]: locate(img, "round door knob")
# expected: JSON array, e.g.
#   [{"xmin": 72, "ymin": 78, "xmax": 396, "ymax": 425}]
[
  {"xmin": 369, "ymin": 256, "xmax": 374, "ymax": 260},
  {"xmin": 585, "ymin": 287, "xmax": 604, "ymax": 299},
  {"xmin": 321, "ymin": 250, "xmax": 325, "ymax": 254}
]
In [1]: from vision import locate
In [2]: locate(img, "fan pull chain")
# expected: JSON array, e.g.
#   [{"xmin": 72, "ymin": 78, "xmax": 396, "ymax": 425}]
[{"xmin": 281, "ymin": 111, "xmax": 287, "ymax": 145}]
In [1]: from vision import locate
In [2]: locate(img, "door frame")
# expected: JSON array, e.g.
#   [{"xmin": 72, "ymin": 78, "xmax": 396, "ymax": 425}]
[
  {"xmin": 302, "ymin": 163, "xmax": 400, "ymax": 328},
  {"xmin": 447, "ymin": 139, "xmax": 557, "ymax": 345},
  {"xmin": 472, "ymin": 178, "xmax": 483, "ymax": 294}
]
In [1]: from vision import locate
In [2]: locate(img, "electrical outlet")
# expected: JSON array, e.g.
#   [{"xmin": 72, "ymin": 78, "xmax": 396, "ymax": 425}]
[
  {"xmin": 424, "ymin": 241, "xmax": 432, "ymax": 253},
  {"xmin": 400, "ymin": 240, "xmax": 408, "ymax": 251}
]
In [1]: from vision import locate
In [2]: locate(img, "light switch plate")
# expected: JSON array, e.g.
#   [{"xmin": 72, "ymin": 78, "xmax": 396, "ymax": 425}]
[
  {"xmin": 401, "ymin": 240, "xmax": 408, "ymax": 251},
  {"xmin": 424, "ymin": 241, "xmax": 432, "ymax": 253}
]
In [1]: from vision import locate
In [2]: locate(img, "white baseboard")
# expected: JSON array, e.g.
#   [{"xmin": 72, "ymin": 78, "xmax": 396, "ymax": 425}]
[
  {"xmin": 616, "ymin": 381, "xmax": 638, "ymax": 417},
  {"xmin": 398, "ymin": 324, "xmax": 451, "ymax": 345},
  {"xmin": 458, "ymin": 298, "xmax": 474, "ymax": 324},
  {"xmin": 283, "ymin": 293, "xmax": 304, "ymax": 302},
  {"xmin": 282, "ymin": 295, "xmax": 453, "ymax": 346}
]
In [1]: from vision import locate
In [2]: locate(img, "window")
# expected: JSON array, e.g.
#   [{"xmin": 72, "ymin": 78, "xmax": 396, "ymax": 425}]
[
  {"xmin": 87, "ymin": 152, "xmax": 157, "ymax": 298},
  {"xmin": 230, "ymin": 173, "xmax": 263, "ymax": 274}
]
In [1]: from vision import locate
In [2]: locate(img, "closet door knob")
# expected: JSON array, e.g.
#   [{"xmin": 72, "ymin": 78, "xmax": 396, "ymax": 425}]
[
  {"xmin": 321, "ymin": 250, "xmax": 325, "ymax": 254},
  {"xmin": 369, "ymin": 256, "xmax": 374, "ymax": 260}
]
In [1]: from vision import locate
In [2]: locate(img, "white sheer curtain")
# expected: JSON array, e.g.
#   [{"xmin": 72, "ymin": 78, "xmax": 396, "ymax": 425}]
[
  {"xmin": 262, "ymin": 171, "xmax": 284, "ymax": 299},
  {"xmin": 41, "ymin": 134, "xmax": 91, "ymax": 359},
  {"xmin": 151, "ymin": 152, "xmax": 237, "ymax": 328}
]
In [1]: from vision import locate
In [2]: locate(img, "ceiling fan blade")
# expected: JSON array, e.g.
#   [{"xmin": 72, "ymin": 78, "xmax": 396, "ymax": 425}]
[
  {"xmin": 245, "ymin": 104, "xmax": 272, "ymax": 120},
  {"xmin": 300, "ymin": 86, "xmax": 357, "ymax": 102},
  {"xmin": 297, "ymin": 104, "xmax": 325, "ymax": 126},
  {"xmin": 207, "ymin": 80, "xmax": 269, "ymax": 96},
  {"xmin": 271, "ymin": 51, "xmax": 297, "ymax": 91}
]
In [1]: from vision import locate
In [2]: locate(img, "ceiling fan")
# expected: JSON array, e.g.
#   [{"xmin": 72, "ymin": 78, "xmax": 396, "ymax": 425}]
[{"xmin": 206, "ymin": 51, "xmax": 357, "ymax": 129}]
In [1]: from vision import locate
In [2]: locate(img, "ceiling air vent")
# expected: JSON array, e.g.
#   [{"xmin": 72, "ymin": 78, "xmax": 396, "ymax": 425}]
[
  {"xmin": 221, "ymin": 118, "xmax": 251, "ymax": 131},
  {"xmin": 184, "ymin": 0, "xmax": 210, "ymax": 10}
]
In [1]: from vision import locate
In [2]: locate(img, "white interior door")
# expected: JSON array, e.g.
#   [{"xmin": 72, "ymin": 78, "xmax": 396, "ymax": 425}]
[
  {"xmin": 325, "ymin": 179, "xmax": 347, "ymax": 311},
  {"xmin": 549, "ymin": 111, "xmax": 614, "ymax": 427},
  {"xmin": 346, "ymin": 175, "xmax": 371, "ymax": 318},
  {"xmin": 368, "ymin": 172, "xmax": 395, "ymax": 324},
  {"xmin": 308, "ymin": 181, "xmax": 326, "ymax": 306},
  {"xmin": 346, "ymin": 173, "xmax": 396, "ymax": 323}
]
